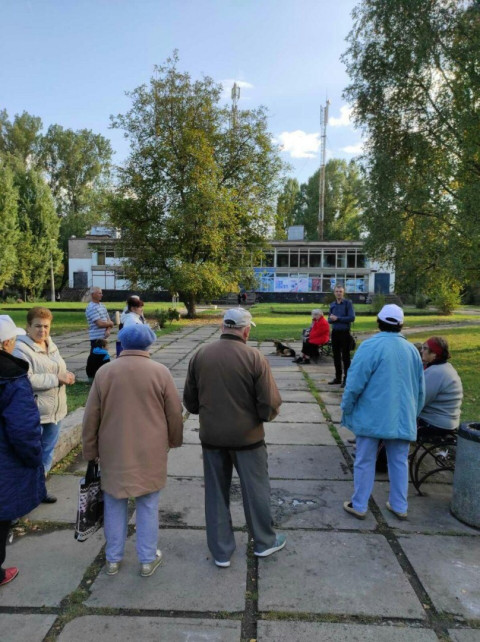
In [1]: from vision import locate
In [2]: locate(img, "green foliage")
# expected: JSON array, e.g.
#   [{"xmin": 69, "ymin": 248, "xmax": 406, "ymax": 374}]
[
  {"xmin": 0, "ymin": 163, "xmax": 19, "ymax": 288},
  {"xmin": 168, "ymin": 307, "xmax": 180, "ymax": 322},
  {"xmin": 415, "ymin": 293, "xmax": 428, "ymax": 309},
  {"xmin": 369, "ymin": 294, "xmax": 386, "ymax": 315},
  {"xmin": 342, "ymin": 0, "xmax": 480, "ymax": 295},
  {"xmin": 14, "ymin": 169, "xmax": 61, "ymax": 297},
  {"xmin": 109, "ymin": 52, "xmax": 286, "ymax": 317},
  {"xmin": 290, "ymin": 159, "xmax": 364, "ymax": 240},
  {"xmin": 0, "ymin": 109, "xmax": 43, "ymax": 168},
  {"xmin": 275, "ymin": 178, "xmax": 299, "ymax": 239},
  {"xmin": 433, "ymin": 281, "xmax": 461, "ymax": 315}
]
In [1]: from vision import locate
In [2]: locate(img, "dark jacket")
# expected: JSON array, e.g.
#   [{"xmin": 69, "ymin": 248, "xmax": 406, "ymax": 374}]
[
  {"xmin": 86, "ymin": 347, "xmax": 111, "ymax": 379},
  {"xmin": 0, "ymin": 350, "xmax": 46, "ymax": 520},
  {"xmin": 183, "ymin": 333, "xmax": 282, "ymax": 448},
  {"xmin": 328, "ymin": 298, "xmax": 355, "ymax": 331}
]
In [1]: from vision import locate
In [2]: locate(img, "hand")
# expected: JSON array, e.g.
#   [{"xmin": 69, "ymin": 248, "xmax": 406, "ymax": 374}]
[
  {"xmin": 59, "ymin": 371, "xmax": 75, "ymax": 385},
  {"xmin": 105, "ymin": 329, "xmax": 111, "ymax": 338},
  {"xmin": 330, "ymin": 314, "xmax": 338, "ymax": 322}
]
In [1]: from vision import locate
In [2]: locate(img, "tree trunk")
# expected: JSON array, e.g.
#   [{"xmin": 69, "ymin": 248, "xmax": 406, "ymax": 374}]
[{"xmin": 182, "ymin": 293, "xmax": 197, "ymax": 318}]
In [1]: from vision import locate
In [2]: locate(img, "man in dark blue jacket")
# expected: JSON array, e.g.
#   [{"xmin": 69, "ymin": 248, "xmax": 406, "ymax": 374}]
[
  {"xmin": 0, "ymin": 315, "xmax": 46, "ymax": 587},
  {"xmin": 328, "ymin": 285, "xmax": 355, "ymax": 387}
]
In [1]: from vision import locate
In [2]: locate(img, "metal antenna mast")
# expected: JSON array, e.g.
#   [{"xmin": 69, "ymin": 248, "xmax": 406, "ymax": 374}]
[
  {"xmin": 318, "ymin": 99, "xmax": 330, "ymax": 240},
  {"xmin": 231, "ymin": 82, "xmax": 240, "ymax": 128}
]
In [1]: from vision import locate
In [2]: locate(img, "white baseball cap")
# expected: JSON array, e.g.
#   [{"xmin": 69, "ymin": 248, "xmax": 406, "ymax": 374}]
[
  {"xmin": 0, "ymin": 315, "xmax": 26, "ymax": 343},
  {"xmin": 223, "ymin": 308, "xmax": 256, "ymax": 328},
  {"xmin": 377, "ymin": 304, "xmax": 404, "ymax": 325}
]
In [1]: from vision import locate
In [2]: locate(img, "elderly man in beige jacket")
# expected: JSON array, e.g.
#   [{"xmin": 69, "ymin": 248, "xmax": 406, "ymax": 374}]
[{"xmin": 82, "ymin": 324, "xmax": 183, "ymax": 578}]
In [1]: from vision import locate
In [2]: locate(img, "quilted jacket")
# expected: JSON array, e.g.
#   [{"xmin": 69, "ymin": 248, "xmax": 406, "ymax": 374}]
[
  {"xmin": 13, "ymin": 335, "xmax": 68, "ymax": 424},
  {"xmin": 0, "ymin": 350, "xmax": 46, "ymax": 520}
]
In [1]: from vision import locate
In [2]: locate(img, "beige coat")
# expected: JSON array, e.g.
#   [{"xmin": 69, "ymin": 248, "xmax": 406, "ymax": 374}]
[
  {"xmin": 13, "ymin": 335, "xmax": 68, "ymax": 424},
  {"xmin": 82, "ymin": 350, "xmax": 183, "ymax": 498}
]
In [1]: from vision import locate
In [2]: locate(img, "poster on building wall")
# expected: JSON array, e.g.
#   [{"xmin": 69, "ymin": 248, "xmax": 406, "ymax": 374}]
[
  {"xmin": 310, "ymin": 277, "xmax": 321, "ymax": 292},
  {"xmin": 274, "ymin": 277, "xmax": 309, "ymax": 292},
  {"xmin": 254, "ymin": 268, "xmax": 275, "ymax": 292}
]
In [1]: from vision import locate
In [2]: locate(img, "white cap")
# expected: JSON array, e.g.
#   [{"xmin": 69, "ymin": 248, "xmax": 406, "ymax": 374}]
[
  {"xmin": 378, "ymin": 304, "xmax": 404, "ymax": 325},
  {"xmin": 223, "ymin": 308, "xmax": 256, "ymax": 328},
  {"xmin": 0, "ymin": 315, "xmax": 26, "ymax": 342}
]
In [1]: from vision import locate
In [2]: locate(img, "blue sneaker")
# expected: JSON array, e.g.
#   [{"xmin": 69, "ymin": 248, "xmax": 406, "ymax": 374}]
[{"xmin": 254, "ymin": 534, "xmax": 287, "ymax": 557}]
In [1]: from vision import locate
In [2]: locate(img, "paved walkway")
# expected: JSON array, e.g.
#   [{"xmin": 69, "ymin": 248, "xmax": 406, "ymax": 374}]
[{"xmin": 2, "ymin": 325, "xmax": 479, "ymax": 642}]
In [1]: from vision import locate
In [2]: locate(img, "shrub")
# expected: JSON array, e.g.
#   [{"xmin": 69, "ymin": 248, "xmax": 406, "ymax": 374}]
[
  {"xmin": 415, "ymin": 293, "xmax": 428, "ymax": 309},
  {"xmin": 154, "ymin": 309, "xmax": 168, "ymax": 328},
  {"xmin": 370, "ymin": 294, "xmax": 386, "ymax": 315},
  {"xmin": 433, "ymin": 282, "xmax": 461, "ymax": 315},
  {"xmin": 167, "ymin": 307, "xmax": 180, "ymax": 322}
]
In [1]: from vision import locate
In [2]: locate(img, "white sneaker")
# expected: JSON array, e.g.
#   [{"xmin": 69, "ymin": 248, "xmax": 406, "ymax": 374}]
[
  {"xmin": 140, "ymin": 550, "xmax": 163, "ymax": 577},
  {"xmin": 214, "ymin": 559, "xmax": 231, "ymax": 568}
]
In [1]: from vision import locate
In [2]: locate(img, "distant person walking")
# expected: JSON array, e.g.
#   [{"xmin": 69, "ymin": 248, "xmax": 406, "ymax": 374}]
[
  {"xmin": 13, "ymin": 307, "xmax": 75, "ymax": 503},
  {"xmin": 85, "ymin": 287, "xmax": 114, "ymax": 350},
  {"xmin": 82, "ymin": 324, "xmax": 183, "ymax": 578},
  {"xmin": 0, "ymin": 315, "xmax": 46, "ymax": 586},
  {"xmin": 183, "ymin": 308, "xmax": 286, "ymax": 568},
  {"xmin": 328, "ymin": 284, "xmax": 355, "ymax": 387},
  {"xmin": 341, "ymin": 305, "xmax": 425, "ymax": 521}
]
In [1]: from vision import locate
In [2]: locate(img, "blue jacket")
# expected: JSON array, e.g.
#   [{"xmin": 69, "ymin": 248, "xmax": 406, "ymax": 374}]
[
  {"xmin": 328, "ymin": 298, "xmax": 355, "ymax": 331},
  {"xmin": 0, "ymin": 351, "xmax": 46, "ymax": 520},
  {"xmin": 341, "ymin": 332, "xmax": 425, "ymax": 440}
]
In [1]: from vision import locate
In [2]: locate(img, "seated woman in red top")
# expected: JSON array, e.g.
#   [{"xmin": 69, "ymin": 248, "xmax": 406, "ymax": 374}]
[{"xmin": 294, "ymin": 309, "xmax": 330, "ymax": 364}]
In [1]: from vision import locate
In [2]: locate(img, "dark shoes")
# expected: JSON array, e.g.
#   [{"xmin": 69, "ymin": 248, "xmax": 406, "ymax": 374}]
[
  {"xmin": 42, "ymin": 493, "xmax": 57, "ymax": 504},
  {"xmin": 293, "ymin": 356, "xmax": 304, "ymax": 363},
  {"xmin": 341, "ymin": 379, "xmax": 346, "ymax": 388},
  {"xmin": 328, "ymin": 378, "xmax": 341, "ymax": 385}
]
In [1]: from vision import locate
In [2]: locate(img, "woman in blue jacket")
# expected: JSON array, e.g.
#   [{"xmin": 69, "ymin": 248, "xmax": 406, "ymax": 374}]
[
  {"xmin": 0, "ymin": 316, "xmax": 46, "ymax": 587},
  {"xmin": 341, "ymin": 305, "xmax": 425, "ymax": 520}
]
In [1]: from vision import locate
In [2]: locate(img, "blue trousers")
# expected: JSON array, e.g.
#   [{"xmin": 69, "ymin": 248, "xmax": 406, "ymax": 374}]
[
  {"xmin": 41, "ymin": 422, "xmax": 61, "ymax": 473},
  {"xmin": 352, "ymin": 437, "xmax": 410, "ymax": 514},
  {"xmin": 103, "ymin": 490, "xmax": 160, "ymax": 564}
]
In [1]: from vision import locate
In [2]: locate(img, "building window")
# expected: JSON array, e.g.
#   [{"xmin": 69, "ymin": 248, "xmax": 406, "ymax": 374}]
[
  {"xmin": 299, "ymin": 252, "xmax": 308, "ymax": 268},
  {"xmin": 97, "ymin": 251, "xmax": 105, "ymax": 266},
  {"xmin": 290, "ymin": 251, "xmax": 299, "ymax": 267},
  {"xmin": 336, "ymin": 251, "xmax": 347, "ymax": 268},
  {"xmin": 73, "ymin": 272, "xmax": 88, "ymax": 288},
  {"xmin": 277, "ymin": 251, "xmax": 289, "ymax": 267},
  {"xmin": 263, "ymin": 253, "xmax": 274, "ymax": 267},
  {"xmin": 106, "ymin": 247, "xmax": 115, "ymax": 258},
  {"xmin": 309, "ymin": 252, "xmax": 321, "ymax": 267},
  {"xmin": 347, "ymin": 251, "xmax": 356, "ymax": 268},
  {"xmin": 357, "ymin": 253, "xmax": 366, "ymax": 268}
]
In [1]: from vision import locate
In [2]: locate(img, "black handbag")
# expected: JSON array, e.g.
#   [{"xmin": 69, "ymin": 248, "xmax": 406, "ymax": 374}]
[
  {"xmin": 74, "ymin": 460, "xmax": 104, "ymax": 542},
  {"xmin": 349, "ymin": 333, "xmax": 357, "ymax": 352}
]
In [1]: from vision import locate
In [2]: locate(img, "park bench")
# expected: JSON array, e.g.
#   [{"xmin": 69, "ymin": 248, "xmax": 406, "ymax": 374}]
[{"xmin": 409, "ymin": 429, "xmax": 457, "ymax": 495}]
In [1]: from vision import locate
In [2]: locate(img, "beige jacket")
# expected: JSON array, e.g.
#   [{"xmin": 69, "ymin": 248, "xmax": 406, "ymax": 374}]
[
  {"xmin": 82, "ymin": 350, "xmax": 184, "ymax": 498},
  {"xmin": 183, "ymin": 334, "xmax": 282, "ymax": 448},
  {"xmin": 13, "ymin": 335, "xmax": 68, "ymax": 424}
]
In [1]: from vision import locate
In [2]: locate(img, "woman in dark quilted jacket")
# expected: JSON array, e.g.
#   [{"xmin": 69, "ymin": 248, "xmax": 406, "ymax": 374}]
[{"xmin": 0, "ymin": 315, "xmax": 46, "ymax": 587}]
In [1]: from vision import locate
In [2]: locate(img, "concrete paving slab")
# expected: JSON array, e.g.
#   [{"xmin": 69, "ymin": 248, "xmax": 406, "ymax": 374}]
[
  {"xmin": 2, "ymin": 614, "xmax": 57, "ymax": 642},
  {"xmin": 267, "ymin": 445, "xmax": 352, "ymax": 480},
  {"xmin": 58, "ymin": 616, "xmax": 241, "ymax": 642},
  {"xmin": 277, "ymin": 390, "xmax": 316, "ymax": 402},
  {"xmin": 270, "ymin": 479, "xmax": 377, "ymax": 530},
  {"xmin": 27, "ymin": 474, "xmax": 79, "ymax": 523},
  {"xmin": 273, "ymin": 402, "xmax": 324, "ymax": 423},
  {"xmin": 258, "ymin": 531, "xmax": 425, "ymax": 618},
  {"xmin": 258, "ymin": 621, "xmax": 438, "ymax": 641},
  {"xmin": 372, "ymin": 483, "xmax": 479, "ymax": 534},
  {"xmin": 168, "ymin": 443, "xmax": 204, "ymax": 477},
  {"xmin": 336, "ymin": 424, "xmax": 356, "ymax": 443},
  {"xmin": 449, "ymin": 631, "xmax": 480, "ymax": 642},
  {"xmin": 319, "ymin": 391, "xmax": 343, "ymax": 405},
  {"xmin": 272, "ymin": 379, "xmax": 310, "ymax": 391},
  {"xmin": 265, "ymin": 422, "xmax": 336, "ymax": 445},
  {"xmin": 398, "ymin": 534, "xmax": 480, "ymax": 618},
  {"xmin": 86, "ymin": 530, "xmax": 248, "ymax": 611},
  {"xmin": 324, "ymin": 404, "xmax": 342, "ymax": 423},
  {"xmin": 1, "ymin": 529, "xmax": 105, "ymax": 607}
]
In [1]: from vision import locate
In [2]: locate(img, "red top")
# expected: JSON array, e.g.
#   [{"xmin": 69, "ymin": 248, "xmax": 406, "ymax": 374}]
[{"xmin": 308, "ymin": 316, "xmax": 330, "ymax": 345}]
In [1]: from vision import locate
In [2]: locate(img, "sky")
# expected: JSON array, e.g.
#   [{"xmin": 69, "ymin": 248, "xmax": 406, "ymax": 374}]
[{"xmin": 1, "ymin": 0, "xmax": 362, "ymax": 184}]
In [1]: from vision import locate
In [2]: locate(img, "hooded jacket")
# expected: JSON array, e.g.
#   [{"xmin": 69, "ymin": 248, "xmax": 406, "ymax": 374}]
[
  {"xmin": 13, "ymin": 335, "xmax": 68, "ymax": 424},
  {"xmin": 0, "ymin": 350, "xmax": 46, "ymax": 520}
]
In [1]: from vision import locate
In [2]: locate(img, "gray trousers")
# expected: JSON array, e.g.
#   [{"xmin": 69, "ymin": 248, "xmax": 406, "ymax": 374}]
[{"xmin": 202, "ymin": 444, "xmax": 277, "ymax": 562}]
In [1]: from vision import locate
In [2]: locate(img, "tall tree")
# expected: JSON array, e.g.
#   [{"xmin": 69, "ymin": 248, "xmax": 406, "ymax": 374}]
[
  {"xmin": 0, "ymin": 163, "xmax": 19, "ymax": 289},
  {"xmin": 275, "ymin": 178, "xmax": 299, "ymax": 239},
  {"xmin": 110, "ymin": 53, "xmax": 285, "ymax": 316},
  {"xmin": 291, "ymin": 159, "xmax": 364, "ymax": 240},
  {"xmin": 0, "ymin": 110, "xmax": 43, "ymax": 169},
  {"xmin": 39, "ymin": 125, "xmax": 113, "ymax": 285},
  {"xmin": 14, "ymin": 169, "xmax": 61, "ymax": 298},
  {"xmin": 342, "ymin": 0, "xmax": 480, "ymax": 297}
]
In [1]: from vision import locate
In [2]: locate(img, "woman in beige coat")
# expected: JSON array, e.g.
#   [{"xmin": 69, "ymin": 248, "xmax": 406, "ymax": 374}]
[{"xmin": 82, "ymin": 324, "xmax": 183, "ymax": 578}]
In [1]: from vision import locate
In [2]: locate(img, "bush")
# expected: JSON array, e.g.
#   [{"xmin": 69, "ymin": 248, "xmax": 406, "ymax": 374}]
[
  {"xmin": 415, "ymin": 293, "xmax": 428, "ymax": 309},
  {"xmin": 370, "ymin": 294, "xmax": 386, "ymax": 315},
  {"xmin": 167, "ymin": 307, "xmax": 180, "ymax": 322},
  {"xmin": 433, "ymin": 282, "xmax": 461, "ymax": 315},
  {"xmin": 154, "ymin": 309, "xmax": 169, "ymax": 328}
]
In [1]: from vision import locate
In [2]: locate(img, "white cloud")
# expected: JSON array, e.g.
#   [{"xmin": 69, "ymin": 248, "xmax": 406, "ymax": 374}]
[
  {"xmin": 341, "ymin": 142, "xmax": 364, "ymax": 155},
  {"xmin": 276, "ymin": 130, "xmax": 321, "ymax": 159},
  {"xmin": 221, "ymin": 79, "xmax": 254, "ymax": 99},
  {"xmin": 329, "ymin": 105, "xmax": 353, "ymax": 128}
]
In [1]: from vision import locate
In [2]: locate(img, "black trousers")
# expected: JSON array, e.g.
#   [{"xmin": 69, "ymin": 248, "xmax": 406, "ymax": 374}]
[
  {"xmin": 301, "ymin": 341, "xmax": 320, "ymax": 361},
  {"xmin": 0, "ymin": 520, "xmax": 11, "ymax": 582},
  {"xmin": 331, "ymin": 330, "xmax": 351, "ymax": 380}
]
